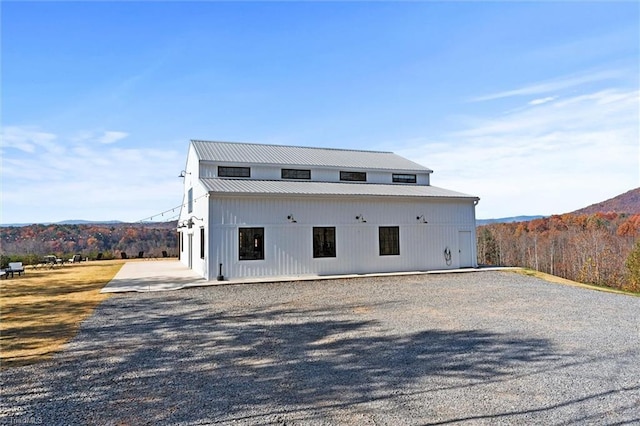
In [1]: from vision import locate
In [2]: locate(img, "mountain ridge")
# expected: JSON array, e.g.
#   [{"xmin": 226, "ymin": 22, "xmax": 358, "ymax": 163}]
[{"xmin": 570, "ymin": 187, "xmax": 640, "ymax": 215}]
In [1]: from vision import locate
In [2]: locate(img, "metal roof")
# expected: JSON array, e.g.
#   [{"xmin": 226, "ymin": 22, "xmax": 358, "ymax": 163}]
[
  {"xmin": 191, "ymin": 140, "xmax": 432, "ymax": 172},
  {"xmin": 200, "ymin": 178, "xmax": 478, "ymax": 200}
]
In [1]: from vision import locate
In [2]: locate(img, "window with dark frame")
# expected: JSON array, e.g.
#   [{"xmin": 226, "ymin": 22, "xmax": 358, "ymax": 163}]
[
  {"xmin": 239, "ymin": 227, "xmax": 264, "ymax": 260},
  {"xmin": 218, "ymin": 166, "xmax": 251, "ymax": 178},
  {"xmin": 392, "ymin": 173, "xmax": 417, "ymax": 183},
  {"xmin": 200, "ymin": 227, "xmax": 205, "ymax": 259},
  {"xmin": 379, "ymin": 226, "xmax": 400, "ymax": 256},
  {"xmin": 313, "ymin": 227, "xmax": 336, "ymax": 258},
  {"xmin": 281, "ymin": 168, "xmax": 311, "ymax": 180},
  {"xmin": 340, "ymin": 171, "xmax": 367, "ymax": 182},
  {"xmin": 179, "ymin": 232, "xmax": 183, "ymax": 252},
  {"xmin": 187, "ymin": 188, "xmax": 193, "ymax": 213}
]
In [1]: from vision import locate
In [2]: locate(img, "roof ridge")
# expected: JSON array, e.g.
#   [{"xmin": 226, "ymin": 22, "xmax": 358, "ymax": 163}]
[{"xmin": 190, "ymin": 139, "xmax": 394, "ymax": 155}]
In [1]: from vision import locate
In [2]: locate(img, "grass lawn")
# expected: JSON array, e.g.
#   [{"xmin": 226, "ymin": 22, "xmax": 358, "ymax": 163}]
[
  {"xmin": 0, "ymin": 260, "xmax": 124, "ymax": 368},
  {"xmin": 513, "ymin": 268, "xmax": 639, "ymax": 297}
]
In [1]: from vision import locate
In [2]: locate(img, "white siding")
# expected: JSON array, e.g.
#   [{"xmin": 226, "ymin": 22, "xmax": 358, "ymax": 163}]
[
  {"xmin": 178, "ymin": 145, "xmax": 211, "ymax": 279},
  {"xmin": 207, "ymin": 195, "xmax": 477, "ymax": 280},
  {"xmin": 199, "ymin": 162, "xmax": 432, "ymax": 185}
]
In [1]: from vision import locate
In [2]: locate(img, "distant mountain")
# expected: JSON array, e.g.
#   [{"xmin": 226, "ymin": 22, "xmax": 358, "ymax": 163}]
[
  {"xmin": 1, "ymin": 219, "xmax": 168, "ymax": 227},
  {"xmin": 476, "ymin": 215, "xmax": 545, "ymax": 226},
  {"xmin": 56, "ymin": 219, "xmax": 124, "ymax": 225},
  {"xmin": 570, "ymin": 187, "xmax": 640, "ymax": 215},
  {"xmin": 2, "ymin": 220, "xmax": 123, "ymax": 227}
]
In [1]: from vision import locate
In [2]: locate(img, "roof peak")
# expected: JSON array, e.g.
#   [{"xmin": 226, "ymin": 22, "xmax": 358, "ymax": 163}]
[{"xmin": 190, "ymin": 139, "xmax": 393, "ymax": 155}]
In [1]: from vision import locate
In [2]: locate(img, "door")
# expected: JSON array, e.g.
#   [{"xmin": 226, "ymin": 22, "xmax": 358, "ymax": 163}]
[
  {"xmin": 188, "ymin": 234, "xmax": 193, "ymax": 269},
  {"xmin": 458, "ymin": 231, "xmax": 473, "ymax": 268}
]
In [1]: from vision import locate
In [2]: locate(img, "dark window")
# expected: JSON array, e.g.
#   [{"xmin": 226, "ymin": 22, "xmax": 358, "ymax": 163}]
[
  {"xmin": 239, "ymin": 228, "xmax": 264, "ymax": 260},
  {"xmin": 313, "ymin": 227, "xmax": 336, "ymax": 258},
  {"xmin": 187, "ymin": 188, "xmax": 193, "ymax": 213},
  {"xmin": 179, "ymin": 232, "xmax": 184, "ymax": 252},
  {"xmin": 340, "ymin": 171, "xmax": 367, "ymax": 182},
  {"xmin": 200, "ymin": 227, "xmax": 205, "ymax": 259},
  {"xmin": 282, "ymin": 168, "xmax": 311, "ymax": 180},
  {"xmin": 219, "ymin": 166, "xmax": 251, "ymax": 178},
  {"xmin": 379, "ymin": 226, "xmax": 400, "ymax": 256},
  {"xmin": 392, "ymin": 173, "xmax": 417, "ymax": 183}
]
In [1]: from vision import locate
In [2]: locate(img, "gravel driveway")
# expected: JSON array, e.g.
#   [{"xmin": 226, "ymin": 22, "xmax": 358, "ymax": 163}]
[{"xmin": 1, "ymin": 271, "xmax": 639, "ymax": 425}]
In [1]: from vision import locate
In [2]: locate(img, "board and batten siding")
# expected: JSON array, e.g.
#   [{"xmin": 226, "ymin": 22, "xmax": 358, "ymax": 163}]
[{"xmin": 207, "ymin": 195, "xmax": 476, "ymax": 280}]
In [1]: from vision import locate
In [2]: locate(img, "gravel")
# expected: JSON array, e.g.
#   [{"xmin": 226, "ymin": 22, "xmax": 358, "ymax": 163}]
[{"xmin": 1, "ymin": 271, "xmax": 639, "ymax": 425}]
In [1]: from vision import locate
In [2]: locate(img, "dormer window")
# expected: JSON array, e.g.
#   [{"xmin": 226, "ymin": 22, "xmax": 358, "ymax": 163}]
[
  {"xmin": 392, "ymin": 173, "xmax": 417, "ymax": 183},
  {"xmin": 218, "ymin": 166, "xmax": 250, "ymax": 178},
  {"xmin": 282, "ymin": 168, "xmax": 311, "ymax": 180},
  {"xmin": 340, "ymin": 171, "xmax": 366, "ymax": 182}
]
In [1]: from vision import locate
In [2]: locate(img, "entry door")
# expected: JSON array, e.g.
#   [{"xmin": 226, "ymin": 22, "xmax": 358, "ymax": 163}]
[
  {"xmin": 188, "ymin": 234, "xmax": 193, "ymax": 269},
  {"xmin": 458, "ymin": 231, "xmax": 473, "ymax": 268}
]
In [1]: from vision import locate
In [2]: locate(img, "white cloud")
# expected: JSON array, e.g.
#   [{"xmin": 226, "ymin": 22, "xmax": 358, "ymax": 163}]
[
  {"xmin": 1, "ymin": 129, "xmax": 183, "ymax": 223},
  {"xmin": 529, "ymin": 96, "xmax": 557, "ymax": 106},
  {"xmin": 0, "ymin": 126, "xmax": 59, "ymax": 153},
  {"xmin": 98, "ymin": 131, "xmax": 129, "ymax": 144},
  {"xmin": 469, "ymin": 69, "xmax": 623, "ymax": 102},
  {"xmin": 396, "ymin": 87, "xmax": 639, "ymax": 218}
]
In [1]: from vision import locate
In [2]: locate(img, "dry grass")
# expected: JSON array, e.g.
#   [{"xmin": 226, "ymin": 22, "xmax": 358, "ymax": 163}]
[
  {"xmin": 513, "ymin": 269, "xmax": 639, "ymax": 297},
  {"xmin": 0, "ymin": 260, "xmax": 124, "ymax": 367}
]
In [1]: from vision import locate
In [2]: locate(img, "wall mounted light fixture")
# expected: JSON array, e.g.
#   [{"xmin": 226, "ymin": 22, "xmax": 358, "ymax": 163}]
[
  {"xmin": 355, "ymin": 214, "xmax": 367, "ymax": 223},
  {"xmin": 179, "ymin": 170, "xmax": 191, "ymax": 178},
  {"xmin": 182, "ymin": 216, "xmax": 203, "ymax": 229},
  {"xmin": 287, "ymin": 214, "xmax": 297, "ymax": 223},
  {"xmin": 416, "ymin": 215, "xmax": 428, "ymax": 224}
]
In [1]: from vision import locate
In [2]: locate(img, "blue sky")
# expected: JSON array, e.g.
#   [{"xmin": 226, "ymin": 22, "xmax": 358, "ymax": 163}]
[{"xmin": 2, "ymin": 1, "xmax": 638, "ymax": 223}]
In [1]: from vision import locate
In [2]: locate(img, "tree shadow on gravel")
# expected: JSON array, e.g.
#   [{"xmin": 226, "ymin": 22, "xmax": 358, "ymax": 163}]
[{"xmin": 0, "ymin": 292, "xmax": 587, "ymax": 425}]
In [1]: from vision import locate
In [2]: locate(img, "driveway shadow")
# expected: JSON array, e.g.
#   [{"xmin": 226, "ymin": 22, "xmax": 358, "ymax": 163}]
[{"xmin": 1, "ymin": 293, "xmax": 572, "ymax": 425}]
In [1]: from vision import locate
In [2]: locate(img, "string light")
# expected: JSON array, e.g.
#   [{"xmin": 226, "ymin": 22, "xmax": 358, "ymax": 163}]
[{"xmin": 135, "ymin": 193, "xmax": 209, "ymax": 223}]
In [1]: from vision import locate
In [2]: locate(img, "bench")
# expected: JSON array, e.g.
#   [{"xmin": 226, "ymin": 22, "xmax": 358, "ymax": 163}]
[{"xmin": 6, "ymin": 262, "xmax": 25, "ymax": 278}]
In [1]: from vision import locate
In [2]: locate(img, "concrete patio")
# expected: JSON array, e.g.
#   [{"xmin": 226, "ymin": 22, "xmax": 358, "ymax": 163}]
[{"xmin": 100, "ymin": 260, "xmax": 515, "ymax": 293}]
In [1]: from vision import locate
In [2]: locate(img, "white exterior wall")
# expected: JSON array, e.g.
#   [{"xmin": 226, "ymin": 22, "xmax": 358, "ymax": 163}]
[
  {"xmin": 206, "ymin": 195, "xmax": 477, "ymax": 280},
  {"xmin": 199, "ymin": 162, "xmax": 431, "ymax": 185},
  {"xmin": 178, "ymin": 146, "xmax": 211, "ymax": 279}
]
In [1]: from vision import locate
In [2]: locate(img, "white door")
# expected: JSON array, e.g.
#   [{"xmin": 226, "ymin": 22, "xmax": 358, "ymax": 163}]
[{"xmin": 458, "ymin": 231, "xmax": 473, "ymax": 268}]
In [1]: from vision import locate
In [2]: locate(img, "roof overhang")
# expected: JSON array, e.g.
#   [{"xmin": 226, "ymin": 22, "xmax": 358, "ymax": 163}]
[{"xmin": 200, "ymin": 178, "xmax": 479, "ymax": 202}]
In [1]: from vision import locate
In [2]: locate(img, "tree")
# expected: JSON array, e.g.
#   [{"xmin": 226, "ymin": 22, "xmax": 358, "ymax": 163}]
[{"xmin": 625, "ymin": 239, "xmax": 640, "ymax": 292}]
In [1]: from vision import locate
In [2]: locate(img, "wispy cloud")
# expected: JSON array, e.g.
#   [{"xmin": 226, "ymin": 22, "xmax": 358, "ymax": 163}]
[
  {"xmin": 397, "ymin": 87, "xmax": 639, "ymax": 218},
  {"xmin": 469, "ymin": 69, "xmax": 623, "ymax": 102},
  {"xmin": 98, "ymin": 131, "xmax": 129, "ymax": 144},
  {"xmin": 1, "ymin": 126, "xmax": 58, "ymax": 154},
  {"xmin": 529, "ymin": 96, "xmax": 557, "ymax": 106},
  {"xmin": 1, "ymin": 128, "xmax": 183, "ymax": 223}
]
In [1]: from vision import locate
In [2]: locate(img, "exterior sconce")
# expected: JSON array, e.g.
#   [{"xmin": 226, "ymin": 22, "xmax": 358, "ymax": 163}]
[
  {"xmin": 356, "ymin": 214, "xmax": 367, "ymax": 223},
  {"xmin": 417, "ymin": 215, "xmax": 428, "ymax": 224},
  {"xmin": 186, "ymin": 216, "xmax": 203, "ymax": 229},
  {"xmin": 179, "ymin": 170, "xmax": 191, "ymax": 178},
  {"xmin": 287, "ymin": 214, "xmax": 297, "ymax": 223}
]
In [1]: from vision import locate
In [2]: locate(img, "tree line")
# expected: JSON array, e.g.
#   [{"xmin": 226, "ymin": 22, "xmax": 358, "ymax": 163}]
[
  {"xmin": 0, "ymin": 222, "xmax": 178, "ymax": 264},
  {"xmin": 477, "ymin": 213, "xmax": 640, "ymax": 292}
]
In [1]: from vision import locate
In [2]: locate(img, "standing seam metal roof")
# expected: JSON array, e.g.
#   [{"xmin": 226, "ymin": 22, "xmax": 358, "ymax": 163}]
[
  {"xmin": 191, "ymin": 140, "xmax": 432, "ymax": 172},
  {"xmin": 200, "ymin": 178, "xmax": 479, "ymax": 200}
]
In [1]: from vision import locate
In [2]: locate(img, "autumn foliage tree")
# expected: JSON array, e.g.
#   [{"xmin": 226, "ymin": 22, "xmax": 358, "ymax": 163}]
[
  {"xmin": 477, "ymin": 213, "xmax": 639, "ymax": 292},
  {"xmin": 625, "ymin": 239, "xmax": 640, "ymax": 292},
  {"xmin": 0, "ymin": 222, "xmax": 178, "ymax": 263}
]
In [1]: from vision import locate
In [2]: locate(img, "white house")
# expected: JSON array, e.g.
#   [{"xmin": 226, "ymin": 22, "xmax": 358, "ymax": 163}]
[{"xmin": 178, "ymin": 140, "xmax": 479, "ymax": 281}]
